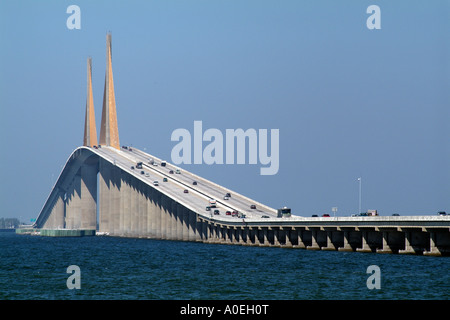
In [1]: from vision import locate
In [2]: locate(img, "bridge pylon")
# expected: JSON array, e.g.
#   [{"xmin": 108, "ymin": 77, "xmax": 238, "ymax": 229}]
[
  {"xmin": 99, "ymin": 33, "xmax": 120, "ymax": 150},
  {"xmin": 83, "ymin": 57, "xmax": 98, "ymax": 147}
]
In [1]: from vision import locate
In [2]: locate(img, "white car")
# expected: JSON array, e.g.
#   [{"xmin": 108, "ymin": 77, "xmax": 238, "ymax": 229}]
[{"xmin": 153, "ymin": 181, "xmax": 159, "ymax": 186}]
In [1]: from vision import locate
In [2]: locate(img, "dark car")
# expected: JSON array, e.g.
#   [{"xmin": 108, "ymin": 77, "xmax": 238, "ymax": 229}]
[
  {"xmin": 438, "ymin": 211, "xmax": 447, "ymax": 216},
  {"xmin": 183, "ymin": 189, "xmax": 189, "ymax": 193},
  {"xmin": 169, "ymin": 170, "xmax": 174, "ymax": 174},
  {"xmin": 226, "ymin": 211, "xmax": 231, "ymax": 215},
  {"xmin": 193, "ymin": 181, "xmax": 197, "ymax": 185},
  {"xmin": 311, "ymin": 214, "xmax": 318, "ymax": 217},
  {"xmin": 250, "ymin": 204, "xmax": 256, "ymax": 209},
  {"xmin": 322, "ymin": 214, "xmax": 330, "ymax": 217},
  {"xmin": 214, "ymin": 209, "xmax": 220, "ymax": 215}
]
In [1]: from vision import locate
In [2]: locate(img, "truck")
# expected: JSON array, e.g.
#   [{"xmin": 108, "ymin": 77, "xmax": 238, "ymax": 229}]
[
  {"xmin": 367, "ymin": 210, "xmax": 378, "ymax": 216},
  {"xmin": 209, "ymin": 199, "xmax": 217, "ymax": 208},
  {"xmin": 277, "ymin": 207, "xmax": 291, "ymax": 218}
]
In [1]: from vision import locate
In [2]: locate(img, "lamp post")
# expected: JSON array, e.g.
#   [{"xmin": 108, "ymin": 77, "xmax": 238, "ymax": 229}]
[{"xmin": 357, "ymin": 177, "xmax": 362, "ymax": 215}]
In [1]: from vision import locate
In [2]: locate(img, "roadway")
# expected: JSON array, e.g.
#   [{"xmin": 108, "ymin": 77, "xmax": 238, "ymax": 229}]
[{"xmin": 93, "ymin": 146, "xmax": 283, "ymax": 223}]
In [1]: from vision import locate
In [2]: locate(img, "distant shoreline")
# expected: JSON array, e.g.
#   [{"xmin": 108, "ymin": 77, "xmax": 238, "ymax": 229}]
[{"xmin": 0, "ymin": 228, "xmax": 15, "ymax": 232}]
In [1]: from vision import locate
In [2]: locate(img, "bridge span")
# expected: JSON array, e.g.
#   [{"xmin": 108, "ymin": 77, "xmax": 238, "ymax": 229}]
[
  {"xmin": 30, "ymin": 145, "xmax": 450, "ymax": 256},
  {"xmin": 23, "ymin": 33, "xmax": 450, "ymax": 256}
]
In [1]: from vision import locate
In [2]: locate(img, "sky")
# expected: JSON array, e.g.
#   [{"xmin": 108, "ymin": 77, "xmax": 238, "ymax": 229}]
[{"xmin": 0, "ymin": 0, "xmax": 449, "ymax": 223}]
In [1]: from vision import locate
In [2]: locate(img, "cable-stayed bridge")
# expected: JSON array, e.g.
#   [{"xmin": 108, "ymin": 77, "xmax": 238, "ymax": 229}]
[{"xmin": 26, "ymin": 33, "xmax": 450, "ymax": 256}]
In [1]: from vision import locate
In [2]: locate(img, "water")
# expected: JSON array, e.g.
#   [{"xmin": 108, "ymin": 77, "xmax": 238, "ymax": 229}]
[{"xmin": 0, "ymin": 232, "xmax": 448, "ymax": 300}]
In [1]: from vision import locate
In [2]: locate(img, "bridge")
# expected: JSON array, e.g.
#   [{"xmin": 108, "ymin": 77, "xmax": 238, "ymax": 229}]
[{"xmin": 26, "ymin": 33, "xmax": 450, "ymax": 256}]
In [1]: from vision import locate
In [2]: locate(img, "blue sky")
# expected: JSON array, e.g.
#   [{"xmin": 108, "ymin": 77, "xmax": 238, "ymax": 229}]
[{"xmin": 0, "ymin": 0, "xmax": 449, "ymax": 222}]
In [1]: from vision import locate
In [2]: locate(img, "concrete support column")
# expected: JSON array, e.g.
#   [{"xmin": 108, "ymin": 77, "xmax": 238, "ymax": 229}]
[
  {"xmin": 377, "ymin": 231, "xmax": 393, "ymax": 254},
  {"xmin": 176, "ymin": 203, "xmax": 184, "ymax": 241},
  {"xmin": 43, "ymin": 193, "xmax": 65, "ymax": 229},
  {"xmin": 110, "ymin": 166, "xmax": 121, "ymax": 235},
  {"xmin": 259, "ymin": 227, "xmax": 269, "ymax": 247},
  {"xmin": 80, "ymin": 162, "xmax": 97, "ymax": 230},
  {"xmin": 307, "ymin": 228, "xmax": 320, "ymax": 250},
  {"xmin": 66, "ymin": 174, "xmax": 81, "ymax": 229},
  {"xmin": 139, "ymin": 183, "xmax": 148, "ymax": 238},
  {"xmin": 273, "ymin": 228, "xmax": 280, "ymax": 246},
  {"xmin": 357, "ymin": 230, "xmax": 373, "ymax": 253},
  {"xmin": 322, "ymin": 230, "xmax": 335, "ymax": 251},
  {"xmin": 284, "ymin": 228, "xmax": 293, "ymax": 247},
  {"xmin": 182, "ymin": 207, "xmax": 189, "ymax": 241},
  {"xmin": 399, "ymin": 231, "xmax": 415, "ymax": 254},
  {"xmin": 424, "ymin": 231, "xmax": 442, "ymax": 256},
  {"xmin": 188, "ymin": 210, "xmax": 196, "ymax": 241},
  {"xmin": 99, "ymin": 159, "xmax": 111, "ymax": 233},
  {"xmin": 294, "ymin": 228, "xmax": 306, "ymax": 248},
  {"xmin": 53, "ymin": 194, "xmax": 65, "ymax": 229},
  {"xmin": 338, "ymin": 230, "xmax": 353, "ymax": 252},
  {"xmin": 170, "ymin": 200, "xmax": 177, "ymax": 240}
]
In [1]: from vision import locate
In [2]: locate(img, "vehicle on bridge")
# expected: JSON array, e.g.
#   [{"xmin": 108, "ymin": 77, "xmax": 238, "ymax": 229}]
[
  {"xmin": 277, "ymin": 207, "xmax": 291, "ymax": 218},
  {"xmin": 209, "ymin": 199, "xmax": 217, "ymax": 208},
  {"xmin": 136, "ymin": 162, "xmax": 143, "ymax": 169}
]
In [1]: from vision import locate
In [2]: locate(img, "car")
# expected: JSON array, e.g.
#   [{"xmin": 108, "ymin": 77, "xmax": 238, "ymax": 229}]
[
  {"xmin": 225, "ymin": 192, "xmax": 231, "ymax": 198},
  {"xmin": 145, "ymin": 173, "xmax": 149, "ymax": 177},
  {"xmin": 131, "ymin": 166, "xmax": 135, "ymax": 170},
  {"xmin": 261, "ymin": 215, "xmax": 270, "ymax": 218},
  {"xmin": 238, "ymin": 213, "xmax": 246, "ymax": 218},
  {"xmin": 153, "ymin": 181, "xmax": 159, "ymax": 186},
  {"xmin": 206, "ymin": 206, "xmax": 211, "ymax": 211},
  {"xmin": 311, "ymin": 214, "xmax": 318, "ymax": 217},
  {"xmin": 140, "ymin": 171, "xmax": 145, "ymax": 175},
  {"xmin": 153, "ymin": 162, "xmax": 158, "ymax": 166},
  {"xmin": 169, "ymin": 170, "xmax": 174, "ymax": 174},
  {"xmin": 214, "ymin": 209, "xmax": 220, "ymax": 215},
  {"xmin": 192, "ymin": 181, "xmax": 197, "ymax": 185},
  {"xmin": 226, "ymin": 211, "xmax": 231, "ymax": 215},
  {"xmin": 438, "ymin": 211, "xmax": 447, "ymax": 216},
  {"xmin": 322, "ymin": 214, "xmax": 330, "ymax": 217},
  {"xmin": 392, "ymin": 213, "xmax": 400, "ymax": 216},
  {"xmin": 250, "ymin": 204, "xmax": 256, "ymax": 209},
  {"xmin": 232, "ymin": 210, "xmax": 238, "ymax": 217},
  {"xmin": 163, "ymin": 177, "xmax": 168, "ymax": 182},
  {"xmin": 223, "ymin": 196, "xmax": 229, "ymax": 200},
  {"xmin": 183, "ymin": 189, "xmax": 189, "ymax": 193},
  {"xmin": 175, "ymin": 169, "xmax": 181, "ymax": 174}
]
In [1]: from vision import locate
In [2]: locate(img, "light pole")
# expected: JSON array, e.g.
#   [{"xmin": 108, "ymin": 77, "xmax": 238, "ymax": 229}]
[{"xmin": 357, "ymin": 177, "xmax": 362, "ymax": 215}]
